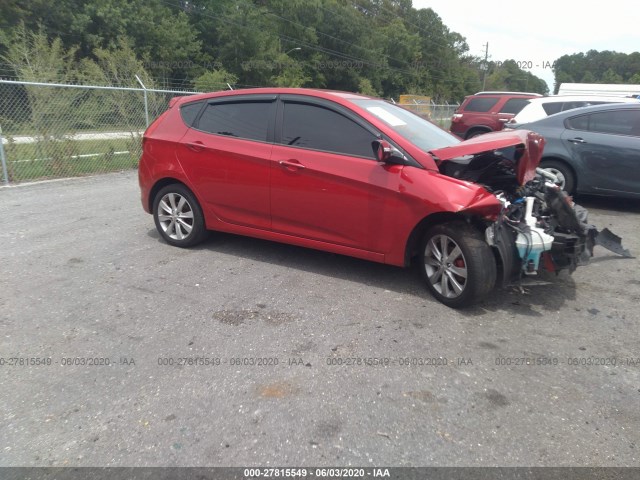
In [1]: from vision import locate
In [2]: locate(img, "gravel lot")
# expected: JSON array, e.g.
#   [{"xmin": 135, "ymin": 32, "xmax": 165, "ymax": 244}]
[{"xmin": 1, "ymin": 171, "xmax": 639, "ymax": 467}]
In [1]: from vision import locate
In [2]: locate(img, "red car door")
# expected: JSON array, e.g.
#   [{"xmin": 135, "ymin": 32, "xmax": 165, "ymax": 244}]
[
  {"xmin": 177, "ymin": 96, "xmax": 276, "ymax": 230},
  {"xmin": 270, "ymin": 97, "xmax": 403, "ymax": 253}
]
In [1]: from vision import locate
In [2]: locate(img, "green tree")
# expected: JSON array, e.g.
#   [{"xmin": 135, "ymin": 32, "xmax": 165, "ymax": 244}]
[
  {"xmin": 554, "ymin": 50, "xmax": 640, "ymax": 88},
  {"xmin": 553, "ymin": 71, "xmax": 575, "ymax": 94},
  {"xmin": 601, "ymin": 68, "xmax": 623, "ymax": 84},
  {"xmin": 0, "ymin": 0, "xmax": 553, "ymax": 101},
  {"xmin": 3, "ymin": 23, "xmax": 79, "ymax": 83},
  {"xmin": 358, "ymin": 78, "xmax": 379, "ymax": 96},
  {"xmin": 1, "ymin": 25, "xmax": 86, "ymax": 176},
  {"xmin": 194, "ymin": 68, "xmax": 239, "ymax": 92},
  {"xmin": 483, "ymin": 60, "xmax": 547, "ymax": 95}
]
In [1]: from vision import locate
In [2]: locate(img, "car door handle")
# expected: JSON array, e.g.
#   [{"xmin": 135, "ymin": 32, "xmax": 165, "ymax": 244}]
[
  {"xmin": 278, "ymin": 160, "xmax": 306, "ymax": 170},
  {"xmin": 186, "ymin": 141, "xmax": 205, "ymax": 152},
  {"xmin": 567, "ymin": 137, "xmax": 586, "ymax": 144}
]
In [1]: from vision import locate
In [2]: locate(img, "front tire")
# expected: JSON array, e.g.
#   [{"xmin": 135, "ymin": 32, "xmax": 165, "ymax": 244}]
[
  {"xmin": 420, "ymin": 222, "xmax": 497, "ymax": 308},
  {"xmin": 153, "ymin": 184, "xmax": 207, "ymax": 247}
]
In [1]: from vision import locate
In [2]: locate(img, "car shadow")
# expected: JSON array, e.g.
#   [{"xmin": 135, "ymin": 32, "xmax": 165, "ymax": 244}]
[
  {"xmin": 147, "ymin": 228, "xmax": 578, "ymax": 317},
  {"xmin": 466, "ymin": 272, "xmax": 578, "ymax": 317}
]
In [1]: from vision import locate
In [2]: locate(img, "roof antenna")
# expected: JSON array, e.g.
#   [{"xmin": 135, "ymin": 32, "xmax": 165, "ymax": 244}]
[{"xmin": 227, "ymin": 83, "xmax": 234, "ymax": 90}]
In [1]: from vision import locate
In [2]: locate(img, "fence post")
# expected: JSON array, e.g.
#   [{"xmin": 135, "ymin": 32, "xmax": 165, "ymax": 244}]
[
  {"xmin": 0, "ymin": 124, "xmax": 9, "ymax": 186},
  {"xmin": 135, "ymin": 75, "xmax": 150, "ymax": 127}
]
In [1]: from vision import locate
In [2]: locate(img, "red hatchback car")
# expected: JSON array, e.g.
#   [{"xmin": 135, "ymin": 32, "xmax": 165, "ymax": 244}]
[{"xmin": 139, "ymin": 88, "xmax": 593, "ymax": 308}]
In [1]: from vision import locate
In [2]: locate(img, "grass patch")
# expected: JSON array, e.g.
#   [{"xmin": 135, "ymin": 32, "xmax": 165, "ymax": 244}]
[{"xmin": 3, "ymin": 137, "xmax": 141, "ymax": 183}]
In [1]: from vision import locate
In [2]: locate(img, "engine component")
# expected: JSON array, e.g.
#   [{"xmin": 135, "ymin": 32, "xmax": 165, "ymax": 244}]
[{"xmin": 515, "ymin": 197, "xmax": 555, "ymax": 274}]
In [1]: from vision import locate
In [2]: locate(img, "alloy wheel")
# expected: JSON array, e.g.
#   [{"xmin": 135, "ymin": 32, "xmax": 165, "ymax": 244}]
[
  {"xmin": 157, "ymin": 192, "xmax": 195, "ymax": 241},
  {"xmin": 423, "ymin": 234, "xmax": 468, "ymax": 299}
]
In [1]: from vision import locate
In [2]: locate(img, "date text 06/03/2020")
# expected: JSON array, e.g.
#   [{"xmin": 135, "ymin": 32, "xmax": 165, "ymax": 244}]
[{"xmin": 243, "ymin": 468, "xmax": 391, "ymax": 478}]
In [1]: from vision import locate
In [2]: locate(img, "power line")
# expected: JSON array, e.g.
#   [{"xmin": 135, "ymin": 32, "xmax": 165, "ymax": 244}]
[
  {"xmin": 262, "ymin": 6, "xmax": 418, "ymax": 72},
  {"xmin": 349, "ymin": 1, "xmax": 464, "ymax": 54}
]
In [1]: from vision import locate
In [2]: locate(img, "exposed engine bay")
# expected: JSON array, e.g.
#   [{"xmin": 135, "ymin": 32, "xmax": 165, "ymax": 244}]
[{"xmin": 437, "ymin": 144, "xmax": 632, "ymax": 285}]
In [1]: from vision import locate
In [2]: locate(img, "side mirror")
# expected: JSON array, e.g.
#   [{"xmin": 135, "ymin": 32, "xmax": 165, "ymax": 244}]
[{"xmin": 372, "ymin": 140, "xmax": 406, "ymax": 164}]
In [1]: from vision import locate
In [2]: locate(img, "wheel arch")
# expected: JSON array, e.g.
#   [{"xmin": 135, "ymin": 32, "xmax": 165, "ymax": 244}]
[
  {"xmin": 148, "ymin": 177, "xmax": 191, "ymax": 213},
  {"xmin": 465, "ymin": 126, "xmax": 492, "ymax": 139},
  {"xmin": 403, "ymin": 212, "xmax": 489, "ymax": 267}
]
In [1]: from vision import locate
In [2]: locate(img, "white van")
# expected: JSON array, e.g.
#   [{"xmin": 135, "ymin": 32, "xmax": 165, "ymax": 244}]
[
  {"xmin": 557, "ymin": 83, "xmax": 640, "ymax": 97},
  {"xmin": 506, "ymin": 95, "xmax": 640, "ymax": 126}
]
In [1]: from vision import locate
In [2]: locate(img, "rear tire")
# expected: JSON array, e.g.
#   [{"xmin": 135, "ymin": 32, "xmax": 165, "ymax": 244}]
[
  {"xmin": 419, "ymin": 222, "xmax": 497, "ymax": 308},
  {"xmin": 153, "ymin": 184, "xmax": 207, "ymax": 248},
  {"xmin": 540, "ymin": 160, "xmax": 576, "ymax": 195}
]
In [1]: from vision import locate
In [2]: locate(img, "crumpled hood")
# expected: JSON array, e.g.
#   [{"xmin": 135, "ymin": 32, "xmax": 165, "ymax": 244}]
[{"xmin": 429, "ymin": 130, "xmax": 545, "ymax": 185}]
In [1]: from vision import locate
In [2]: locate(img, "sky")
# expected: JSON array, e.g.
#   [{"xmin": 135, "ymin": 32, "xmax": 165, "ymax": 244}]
[{"xmin": 412, "ymin": 0, "xmax": 640, "ymax": 92}]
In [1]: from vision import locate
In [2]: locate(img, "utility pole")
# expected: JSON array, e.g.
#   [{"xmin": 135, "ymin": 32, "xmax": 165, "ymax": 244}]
[{"xmin": 482, "ymin": 42, "xmax": 489, "ymax": 91}]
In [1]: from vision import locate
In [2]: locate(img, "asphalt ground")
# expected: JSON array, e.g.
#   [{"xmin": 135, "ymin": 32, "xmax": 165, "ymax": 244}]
[{"xmin": 1, "ymin": 171, "xmax": 639, "ymax": 467}]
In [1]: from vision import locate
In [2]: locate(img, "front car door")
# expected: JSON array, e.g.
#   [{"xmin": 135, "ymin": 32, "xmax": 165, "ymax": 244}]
[{"xmin": 270, "ymin": 96, "xmax": 404, "ymax": 254}]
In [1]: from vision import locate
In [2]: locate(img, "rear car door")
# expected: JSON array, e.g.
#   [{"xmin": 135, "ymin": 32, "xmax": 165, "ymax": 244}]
[
  {"xmin": 270, "ymin": 96, "xmax": 402, "ymax": 252},
  {"xmin": 177, "ymin": 95, "xmax": 276, "ymax": 229},
  {"xmin": 563, "ymin": 109, "xmax": 640, "ymax": 196}
]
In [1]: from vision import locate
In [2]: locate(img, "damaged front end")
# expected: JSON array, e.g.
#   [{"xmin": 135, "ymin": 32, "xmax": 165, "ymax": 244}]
[{"xmin": 431, "ymin": 130, "xmax": 632, "ymax": 286}]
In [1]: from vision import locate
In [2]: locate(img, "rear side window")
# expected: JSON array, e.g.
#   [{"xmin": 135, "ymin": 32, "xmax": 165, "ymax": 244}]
[
  {"xmin": 547, "ymin": 101, "xmax": 618, "ymax": 117},
  {"xmin": 574, "ymin": 101, "xmax": 608, "ymax": 109},
  {"xmin": 542, "ymin": 102, "xmax": 564, "ymax": 116},
  {"xmin": 565, "ymin": 114, "xmax": 590, "ymax": 131},
  {"xmin": 587, "ymin": 110, "xmax": 640, "ymax": 135},
  {"xmin": 566, "ymin": 109, "xmax": 640, "ymax": 135},
  {"xmin": 562, "ymin": 101, "xmax": 590, "ymax": 111},
  {"xmin": 463, "ymin": 97, "xmax": 499, "ymax": 112},
  {"xmin": 197, "ymin": 101, "xmax": 272, "ymax": 141},
  {"xmin": 180, "ymin": 101, "xmax": 204, "ymax": 127},
  {"xmin": 500, "ymin": 98, "xmax": 530, "ymax": 114},
  {"xmin": 281, "ymin": 102, "xmax": 377, "ymax": 158}
]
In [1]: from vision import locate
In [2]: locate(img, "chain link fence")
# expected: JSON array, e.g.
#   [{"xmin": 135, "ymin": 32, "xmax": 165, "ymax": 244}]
[
  {"xmin": 397, "ymin": 100, "xmax": 460, "ymax": 129},
  {"xmin": 0, "ymin": 79, "xmax": 198, "ymax": 184},
  {"xmin": 0, "ymin": 80, "xmax": 460, "ymax": 185}
]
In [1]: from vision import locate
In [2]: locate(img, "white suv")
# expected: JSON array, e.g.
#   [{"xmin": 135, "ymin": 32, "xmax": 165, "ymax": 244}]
[{"xmin": 506, "ymin": 95, "xmax": 640, "ymax": 126}]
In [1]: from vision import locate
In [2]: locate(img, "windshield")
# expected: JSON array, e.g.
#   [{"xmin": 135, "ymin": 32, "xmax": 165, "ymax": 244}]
[{"xmin": 352, "ymin": 99, "xmax": 460, "ymax": 152}]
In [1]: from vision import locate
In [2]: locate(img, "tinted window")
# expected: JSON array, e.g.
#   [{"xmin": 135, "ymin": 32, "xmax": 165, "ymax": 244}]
[
  {"xmin": 500, "ymin": 98, "xmax": 530, "ymax": 114},
  {"xmin": 561, "ymin": 101, "xmax": 587, "ymax": 111},
  {"xmin": 463, "ymin": 97, "xmax": 499, "ymax": 112},
  {"xmin": 565, "ymin": 114, "xmax": 589, "ymax": 131},
  {"xmin": 282, "ymin": 102, "xmax": 377, "ymax": 158},
  {"xmin": 197, "ymin": 101, "xmax": 271, "ymax": 141},
  {"xmin": 566, "ymin": 109, "xmax": 640, "ymax": 135},
  {"xmin": 555, "ymin": 101, "xmax": 616, "ymax": 115},
  {"xmin": 180, "ymin": 101, "xmax": 204, "ymax": 127},
  {"xmin": 588, "ymin": 110, "xmax": 640, "ymax": 135},
  {"xmin": 542, "ymin": 102, "xmax": 564, "ymax": 115}
]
